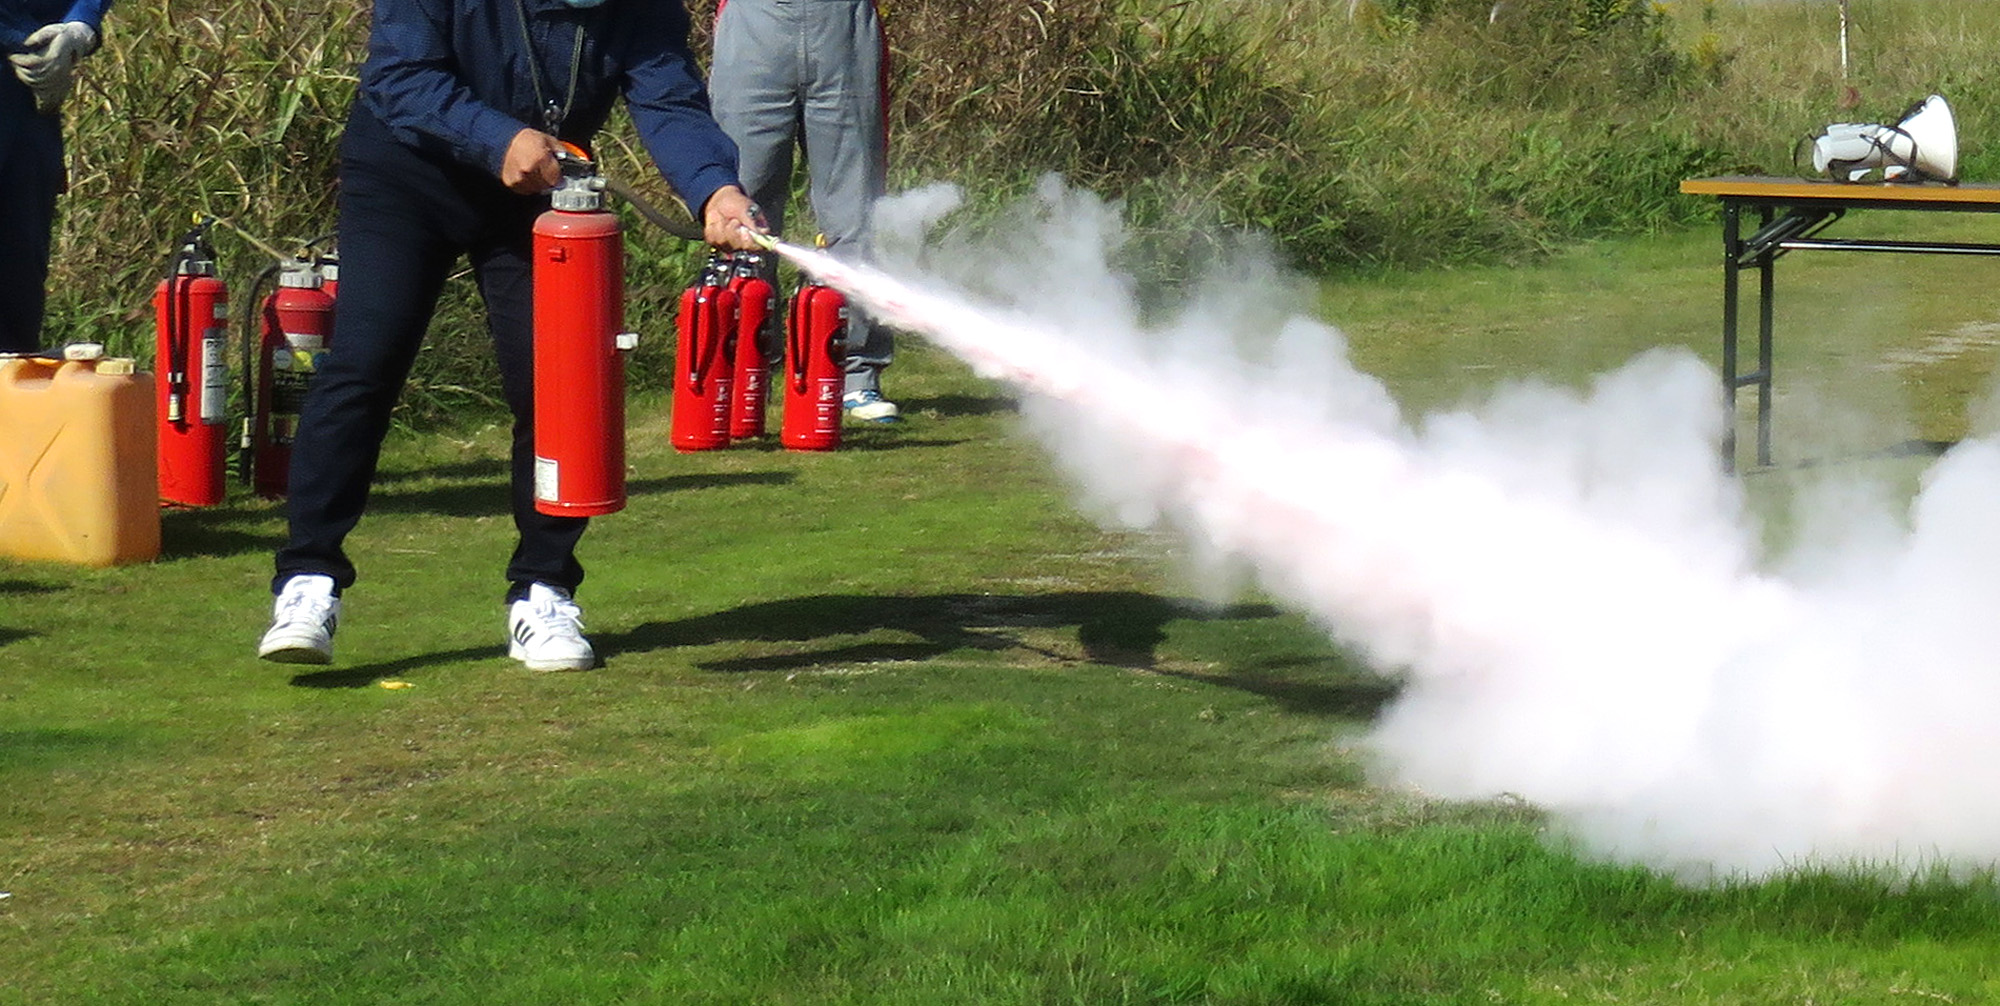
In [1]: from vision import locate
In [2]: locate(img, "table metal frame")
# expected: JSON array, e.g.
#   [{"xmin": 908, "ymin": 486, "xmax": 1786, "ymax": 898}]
[{"xmin": 1681, "ymin": 176, "xmax": 2000, "ymax": 470}]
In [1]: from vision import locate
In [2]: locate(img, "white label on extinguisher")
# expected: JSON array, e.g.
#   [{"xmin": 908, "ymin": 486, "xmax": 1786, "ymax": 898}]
[
  {"xmin": 200, "ymin": 328, "xmax": 228, "ymax": 424},
  {"xmin": 535, "ymin": 455, "xmax": 558, "ymax": 502}
]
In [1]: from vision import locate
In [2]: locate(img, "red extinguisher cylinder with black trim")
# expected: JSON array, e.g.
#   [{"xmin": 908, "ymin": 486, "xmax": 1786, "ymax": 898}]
[
  {"xmin": 670, "ymin": 264, "xmax": 736, "ymax": 452},
  {"xmin": 153, "ymin": 260, "xmax": 229, "ymax": 507},
  {"xmin": 252, "ymin": 261, "xmax": 335, "ymax": 500},
  {"xmin": 532, "ymin": 198, "xmax": 629, "ymax": 516},
  {"xmin": 781, "ymin": 281, "xmax": 846, "ymax": 453},
  {"xmin": 726, "ymin": 256, "xmax": 775, "ymax": 440}
]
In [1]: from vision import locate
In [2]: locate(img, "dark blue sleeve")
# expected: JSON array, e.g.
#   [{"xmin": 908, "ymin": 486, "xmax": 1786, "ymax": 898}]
[
  {"xmin": 616, "ymin": 0, "xmax": 740, "ymax": 217},
  {"xmin": 4, "ymin": 0, "xmax": 111, "ymax": 48},
  {"xmin": 63, "ymin": 0, "xmax": 113, "ymax": 32},
  {"xmin": 358, "ymin": 0, "xmax": 528, "ymax": 176}
]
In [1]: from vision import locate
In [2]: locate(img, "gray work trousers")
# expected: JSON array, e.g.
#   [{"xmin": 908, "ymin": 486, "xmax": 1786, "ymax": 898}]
[{"xmin": 710, "ymin": 0, "xmax": 891, "ymax": 392}]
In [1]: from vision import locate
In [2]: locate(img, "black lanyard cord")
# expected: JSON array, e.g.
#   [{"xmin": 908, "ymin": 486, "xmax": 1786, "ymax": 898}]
[{"xmin": 511, "ymin": 0, "xmax": 585, "ymax": 133}]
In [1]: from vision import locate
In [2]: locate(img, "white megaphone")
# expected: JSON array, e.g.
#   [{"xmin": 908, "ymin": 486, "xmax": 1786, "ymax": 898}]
[{"xmin": 1809, "ymin": 94, "xmax": 1958, "ymax": 183}]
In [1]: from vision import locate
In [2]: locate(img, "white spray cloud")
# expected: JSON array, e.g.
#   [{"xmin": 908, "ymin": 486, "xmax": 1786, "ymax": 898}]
[{"xmin": 835, "ymin": 178, "xmax": 2000, "ymax": 882}]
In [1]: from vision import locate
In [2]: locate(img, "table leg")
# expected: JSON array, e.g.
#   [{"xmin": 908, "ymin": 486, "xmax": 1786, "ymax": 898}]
[
  {"xmin": 1756, "ymin": 206, "xmax": 1776, "ymax": 468},
  {"xmin": 1721, "ymin": 202, "xmax": 1741, "ymax": 472}
]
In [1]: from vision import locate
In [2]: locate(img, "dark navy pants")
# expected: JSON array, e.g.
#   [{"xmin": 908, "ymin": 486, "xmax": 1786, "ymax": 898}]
[
  {"xmin": 272, "ymin": 108, "xmax": 586, "ymax": 600},
  {"xmin": 0, "ymin": 77, "xmax": 64, "ymax": 354}
]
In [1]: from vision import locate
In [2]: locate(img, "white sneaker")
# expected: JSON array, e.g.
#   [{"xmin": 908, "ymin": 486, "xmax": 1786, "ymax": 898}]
[
  {"xmin": 259, "ymin": 574, "xmax": 340, "ymax": 664},
  {"xmin": 842, "ymin": 389, "xmax": 901, "ymax": 424},
  {"xmin": 507, "ymin": 583, "xmax": 596, "ymax": 671}
]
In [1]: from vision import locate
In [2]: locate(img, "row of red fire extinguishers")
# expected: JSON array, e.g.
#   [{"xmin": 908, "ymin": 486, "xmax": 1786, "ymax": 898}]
[{"xmin": 151, "ymin": 151, "xmax": 853, "ymax": 517}]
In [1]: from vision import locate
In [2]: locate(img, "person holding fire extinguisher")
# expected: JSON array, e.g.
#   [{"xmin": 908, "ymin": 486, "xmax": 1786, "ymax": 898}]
[
  {"xmin": 257, "ymin": 0, "xmax": 767, "ymax": 670},
  {"xmin": 1, "ymin": 0, "xmax": 111, "ymax": 354},
  {"xmin": 708, "ymin": 0, "xmax": 900, "ymax": 424}
]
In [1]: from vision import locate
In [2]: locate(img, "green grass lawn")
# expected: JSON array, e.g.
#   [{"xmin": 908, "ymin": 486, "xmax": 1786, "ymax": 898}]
[{"xmin": 10, "ymin": 214, "xmax": 2000, "ymax": 1003}]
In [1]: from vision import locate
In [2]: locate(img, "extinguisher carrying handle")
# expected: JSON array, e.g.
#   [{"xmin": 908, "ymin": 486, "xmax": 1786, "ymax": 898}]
[
  {"xmin": 786, "ymin": 289, "xmax": 809, "ymax": 394},
  {"xmin": 687, "ymin": 287, "xmax": 732, "ymax": 395}
]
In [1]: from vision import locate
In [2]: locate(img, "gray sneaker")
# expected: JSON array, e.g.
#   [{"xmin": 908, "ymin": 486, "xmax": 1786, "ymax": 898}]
[{"xmin": 259, "ymin": 574, "xmax": 340, "ymax": 664}]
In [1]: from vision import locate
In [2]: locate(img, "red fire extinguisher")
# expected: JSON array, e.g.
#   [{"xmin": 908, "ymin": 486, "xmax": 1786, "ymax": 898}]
[
  {"xmin": 154, "ymin": 224, "xmax": 229, "ymax": 507},
  {"xmin": 670, "ymin": 255, "xmax": 737, "ymax": 452},
  {"xmin": 250, "ymin": 258, "xmax": 336, "ymax": 500},
  {"xmin": 781, "ymin": 278, "xmax": 848, "ymax": 452},
  {"xmin": 725, "ymin": 253, "xmax": 777, "ymax": 440},
  {"xmin": 533, "ymin": 154, "xmax": 636, "ymax": 516}
]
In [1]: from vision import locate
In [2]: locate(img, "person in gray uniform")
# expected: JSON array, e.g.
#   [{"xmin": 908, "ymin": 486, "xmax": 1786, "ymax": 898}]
[{"xmin": 709, "ymin": 0, "xmax": 898, "ymax": 423}]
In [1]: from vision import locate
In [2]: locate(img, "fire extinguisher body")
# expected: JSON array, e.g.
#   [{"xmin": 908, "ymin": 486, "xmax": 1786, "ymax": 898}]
[
  {"xmin": 670, "ymin": 270, "xmax": 736, "ymax": 452},
  {"xmin": 533, "ymin": 196, "xmax": 629, "ymax": 516},
  {"xmin": 726, "ymin": 258, "xmax": 776, "ymax": 440},
  {"xmin": 154, "ymin": 265, "xmax": 230, "ymax": 506},
  {"xmin": 781, "ymin": 281, "xmax": 847, "ymax": 452},
  {"xmin": 252, "ymin": 262, "xmax": 335, "ymax": 500}
]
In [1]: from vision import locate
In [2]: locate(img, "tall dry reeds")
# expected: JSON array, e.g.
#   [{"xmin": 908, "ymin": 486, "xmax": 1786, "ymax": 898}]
[{"xmin": 37, "ymin": 0, "xmax": 2000, "ymax": 418}]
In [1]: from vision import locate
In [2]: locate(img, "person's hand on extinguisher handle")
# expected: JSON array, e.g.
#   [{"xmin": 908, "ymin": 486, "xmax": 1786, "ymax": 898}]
[
  {"xmin": 703, "ymin": 185, "xmax": 768, "ymax": 252},
  {"xmin": 501, "ymin": 129, "xmax": 565, "ymax": 194}
]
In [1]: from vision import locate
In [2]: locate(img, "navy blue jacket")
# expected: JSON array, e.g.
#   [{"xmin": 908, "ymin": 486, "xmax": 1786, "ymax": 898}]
[
  {"xmin": 3, "ymin": 0, "xmax": 111, "ymax": 174},
  {"xmin": 357, "ymin": 0, "xmax": 739, "ymax": 215},
  {"xmin": 1, "ymin": 0, "xmax": 109, "ymax": 51}
]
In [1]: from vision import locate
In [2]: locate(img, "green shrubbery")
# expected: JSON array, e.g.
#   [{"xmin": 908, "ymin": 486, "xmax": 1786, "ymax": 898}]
[{"xmin": 39, "ymin": 0, "xmax": 2000, "ymax": 417}]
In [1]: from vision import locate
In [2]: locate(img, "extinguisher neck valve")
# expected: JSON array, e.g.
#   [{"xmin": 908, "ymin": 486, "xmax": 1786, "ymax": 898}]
[
  {"xmin": 175, "ymin": 256, "xmax": 217, "ymax": 277},
  {"xmin": 278, "ymin": 259, "xmax": 319, "ymax": 288},
  {"xmin": 551, "ymin": 175, "xmax": 607, "ymax": 212}
]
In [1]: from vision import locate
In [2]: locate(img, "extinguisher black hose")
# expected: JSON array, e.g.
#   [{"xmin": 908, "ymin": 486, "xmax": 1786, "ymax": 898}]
[
  {"xmin": 238, "ymin": 262, "xmax": 282, "ymax": 483},
  {"xmin": 163, "ymin": 252, "xmax": 186, "ymax": 395},
  {"xmin": 601, "ymin": 176, "xmax": 705, "ymax": 243},
  {"xmin": 163, "ymin": 240, "xmax": 197, "ymax": 414}
]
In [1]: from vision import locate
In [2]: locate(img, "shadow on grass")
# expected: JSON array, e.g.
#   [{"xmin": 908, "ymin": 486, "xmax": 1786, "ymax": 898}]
[
  {"xmin": 900, "ymin": 392, "xmax": 1019, "ymax": 417},
  {"xmin": 834, "ymin": 434, "xmax": 971, "ymax": 451},
  {"xmin": 0, "ymin": 726, "xmax": 137, "ymax": 770},
  {"xmin": 160, "ymin": 507, "xmax": 286, "ymax": 560},
  {"xmin": 371, "ymin": 458, "xmax": 509, "ymax": 484},
  {"xmin": 360, "ymin": 470, "xmax": 800, "ymax": 518},
  {"xmin": 1760, "ymin": 438, "xmax": 1958, "ymax": 474},
  {"xmin": 0, "ymin": 594, "xmax": 45, "ymax": 648},
  {"xmin": 604, "ymin": 591, "xmax": 1398, "ymax": 718},
  {"xmin": 286, "ymin": 643, "xmax": 500, "ymax": 689},
  {"xmin": 606, "ymin": 591, "xmax": 1219, "ymax": 667},
  {"xmin": 277, "ymin": 591, "xmax": 1395, "ymax": 716},
  {"xmin": 1151, "ymin": 661, "xmax": 1402, "ymax": 720}
]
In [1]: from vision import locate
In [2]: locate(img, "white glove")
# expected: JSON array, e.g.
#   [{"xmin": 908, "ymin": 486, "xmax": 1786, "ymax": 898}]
[{"xmin": 9, "ymin": 21, "xmax": 99, "ymax": 115}]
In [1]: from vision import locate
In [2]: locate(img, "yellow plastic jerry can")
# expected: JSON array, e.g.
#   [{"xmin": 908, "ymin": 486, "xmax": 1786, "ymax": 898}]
[{"xmin": 0, "ymin": 354, "xmax": 162, "ymax": 566}]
